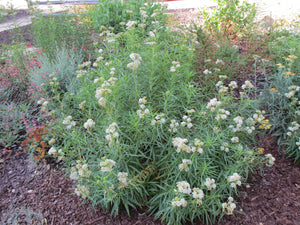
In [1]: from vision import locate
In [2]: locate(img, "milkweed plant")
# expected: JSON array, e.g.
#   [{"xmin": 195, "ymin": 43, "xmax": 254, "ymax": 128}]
[{"xmin": 28, "ymin": 1, "xmax": 280, "ymax": 224}]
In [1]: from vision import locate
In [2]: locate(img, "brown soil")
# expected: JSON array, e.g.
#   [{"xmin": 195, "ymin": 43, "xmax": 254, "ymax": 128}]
[{"xmin": 1, "ymin": 8, "xmax": 300, "ymax": 225}]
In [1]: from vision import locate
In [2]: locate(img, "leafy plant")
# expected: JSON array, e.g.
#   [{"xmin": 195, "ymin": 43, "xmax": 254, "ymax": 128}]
[{"xmin": 202, "ymin": 0, "xmax": 257, "ymax": 40}]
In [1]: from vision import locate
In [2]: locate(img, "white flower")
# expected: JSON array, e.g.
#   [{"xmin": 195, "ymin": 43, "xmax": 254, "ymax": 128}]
[
  {"xmin": 98, "ymin": 97, "xmax": 106, "ymax": 107},
  {"xmin": 222, "ymin": 197, "xmax": 236, "ymax": 215},
  {"xmin": 126, "ymin": 20, "xmax": 137, "ymax": 30},
  {"xmin": 265, "ymin": 154, "xmax": 275, "ymax": 167},
  {"xmin": 178, "ymin": 159, "xmax": 192, "ymax": 172},
  {"xmin": 48, "ymin": 147, "xmax": 56, "ymax": 155},
  {"xmin": 204, "ymin": 178, "xmax": 216, "ymax": 190},
  {"xmin": 129, "ymin": 53, "xmax": 142, "ymax": 62},
  {"xmin": 241, "ymin": 80, "xmax": 254, "ymax": 89},
  {"xmin": 176, "ymin": 181, "xmax": 191, "ymax": 194},
  {"xmin": 79, "ymin": 100, "xmax": 86, "ymax": 109},
  {"xmin": 228, "ymin": 173, "xmax": 242, "ymax": 188},
  {"xmin": 74, "ymin": 185, "xmax": 89, "ymax": 199},
  {"xmin": 231, "ymin": 137, "xmax": 239, "ymax": 143},
  {"xmin": 100, "ymin": 159, "xmax": 116, "ymax": 172},
  {"xmin": 192, "ymin": 188, "xmax": 204, "ymax": 202},
  {"xmin": 172, "ymin": 137, "xmax": 189, "ymax": 153},
  {"xmin": 84, "ymin": 119, "xmax": 95, "ymax": 129},
  {"xmin": 149, "ymin": 31, "xmax": 155, "ymax": 37},
  {"xmin": 229, "ymin": 81, "xmax": 238, "ymax": 89},
  {"xmin": 203, "ymin": 69, "xmax": 212, "ymax": 75},
  {"xmin": 171, "ymin": 197, "xmax": 187, "ymax": 207},
  {"xmin": 118, "ymin": 172, "xmax": 128, "ymax": 186},
  {"xmin": 48, "ymin": 138, "xmax": 56, "ymax": 145},
  {"xmin": 216, "ymin": 59, "xmax": 225, "ymax": 65}
]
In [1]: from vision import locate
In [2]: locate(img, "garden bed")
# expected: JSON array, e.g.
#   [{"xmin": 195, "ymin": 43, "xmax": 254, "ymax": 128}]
[{"xmin": 1, "ymin": 1, "xmax": 300, "ymax": 225}]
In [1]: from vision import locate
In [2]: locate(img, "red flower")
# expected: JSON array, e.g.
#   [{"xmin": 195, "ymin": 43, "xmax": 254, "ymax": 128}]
[
  {"xmin": 27, "ymin": 43, "xmax": 31, "ymax": 47},
  {"xmin": 82, "ymin": 46, "xmax": 87, "ymax": 49}
]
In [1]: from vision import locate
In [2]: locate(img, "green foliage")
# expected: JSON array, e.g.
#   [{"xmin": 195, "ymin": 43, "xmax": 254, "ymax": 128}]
[
  {"xmin": 87, "ymin": 0, "xmax": 166, "ymax": 33},
  {"xmin": 258, "ymin": 29, "xmax": 300, "ymax": 163},
  {"xmin": 31, "ymin": 11, "xmax": 91, "ymax": 61},
  {"xmin": 0, "ymin": 103, "xmax": 26, "ymax": 149},
  {"xmin": 202, "ymin": 0, "xmax": 257, "ymax": 39},
  {"xmin": 30, "ymin": 46, "xmax": 84, "ymax": 98}
]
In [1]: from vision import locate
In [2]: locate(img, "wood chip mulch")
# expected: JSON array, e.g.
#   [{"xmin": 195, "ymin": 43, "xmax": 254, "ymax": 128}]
[{"xmin": 0, "ymin": 134, "xmax": 299, "ymax": 225}]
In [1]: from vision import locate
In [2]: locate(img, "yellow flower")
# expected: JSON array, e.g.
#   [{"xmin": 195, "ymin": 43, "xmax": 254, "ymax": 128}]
[
  {"xmin": 276, "ymin": 63, "xmax": 285, "ymax": 68},
  {"xmin": 282, "ymin": 56, "xmax": 290, "ymax": 61},
  {"xmin": 283, "ymin": 71, "xmax": 295, "ymax": 76},
  {"xmin": 257, "ymin": 148, "xmax": 264, "ymax": 154}
]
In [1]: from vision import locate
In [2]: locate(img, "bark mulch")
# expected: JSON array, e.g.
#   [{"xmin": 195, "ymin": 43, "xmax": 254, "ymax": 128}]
[{"xmin": 0, "ymin": 135, "xmax": 299, "ymax": 225}]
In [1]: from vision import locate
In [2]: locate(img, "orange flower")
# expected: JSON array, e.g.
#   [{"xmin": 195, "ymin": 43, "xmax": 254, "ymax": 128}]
[
  {"xmin": 283, "ymin": 71, "xmax": 295, "ymax": 76},
  {"xmin": 269, "ymin": 88, "xmax": 278, "ymax": 92},
  {"xmin": 288, "ymin": 55, "xmax": 298, "ymax": 59}
]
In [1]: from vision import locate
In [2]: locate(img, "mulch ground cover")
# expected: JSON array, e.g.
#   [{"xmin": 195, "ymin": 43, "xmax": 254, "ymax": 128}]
[{"xmin": 1, "ymin": 7, "xmax": 300, "ymax": 225}]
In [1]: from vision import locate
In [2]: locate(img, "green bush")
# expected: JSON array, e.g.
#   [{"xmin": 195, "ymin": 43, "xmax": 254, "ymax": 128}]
[
  {"xmin": 202, "ymin": 0, "xmax": 257, "ymax": 39},
  {"xmin": 38, "ymin": 3, "xmax": 275, "ymax": 224}
]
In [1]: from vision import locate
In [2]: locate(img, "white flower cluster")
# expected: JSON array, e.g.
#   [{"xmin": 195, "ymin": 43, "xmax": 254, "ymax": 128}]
[
  {"xmin": 62, "ymin": 115, "xmax": 76, "ymax": 129},
  {"xmin": 287, "ymin": 121, "xmax": 300, "ymax": 136},
  {"xmin": 216, "ymin": 59, "xmax": 225, "ymax": 65},
  {"xmin": 229, "ymin": 81, "xmax": 238, "ymax": 90},
  {"xmin": 216, "ymin": 80, "xmax": 229, "ymax": 94},
  {"xmin": 105, "ymin": 122, "xmax": 119, "ymax": 146},
  {"xmin": 296, "ymin": 141, "xmax": 300, "ymax": 150},
  {"xmin": 231, "ymin": 136, "xmax": 239, "ymax": 143},
  {"xmin": 227, "ymin": 173, "xmax": 242, "ymax": 188},
  {"xmin": 151, "ymin": 113, "xmax": 166, "ymax": 125},
  {"xmin": 170, "ymin": 61, "xmax": 180, "ymax": 72},
  {"xmin": 100, "ymin": 158, "xmax": 116, "ymax": 172},
  {"xmin": 220, "ymin": 142, "xmax": 229, "ymax": 152},
  {"xmin": 181, "ymin": 115, "xmax": 193, "ymax": 129},
  {"xmin": 117, "ymin": 172, "xmax": 128, "ymax": 188},
  {"xmin": 171, "ymin": 197, "xmax": 187, "ymax": 207},
  {"xmin": 172, "ymin": 137, "xmax": 204, "ymax": 154},
  {"xmin": 285, "ymin": 85, "xmax": 299, "ymax": 99},
  {"xmin": 253, "ymin": 110, "xmax": 265, "ymax": 122},
  {"xmin": 172, "ymin": 137, "xmax": 189, "ymax": 153},
  {"xmin": 78, "ymin": 61, "xmax": 91, "ymax": 70},
  {"xmin": 194, "ymin": 138, "xmax": 204, "ymax": 154},
  {"xmin": 69, "ymin": 161, "xmax": 91, "ymax": 181},
  {"xmin": 230, "ymin": 116, "xmax": 255, "ymax": 134},
  {"xmin": 206, "ymin": 98, "xmax": 221, "ymax": 112},
  {"xmin": 139, "ymin": 7, "xmax": 148, "ymax": 18},
  {"xmin": 76, "ymin": 70, "xmax": 87, "ymax": 78},
  {"xmin": 76, "ymin": 161, "xmax": 91, "ymax": 178},
  {"xmin": 172, "ymin": 181, "xmax": 205, "ymax": 207},
  {"xmin": 178, "ymin": 159, "xmax": 192, "ymax": 172},
  {"xmin": 79, "ymin": 100, "xmax": 86, "ymax": 110},
  {"xmin": 222, "ymin": 197, "xmax": 236, "ymax": 215},
  {"xmin": 137, "ymin": 97, "xmax": 150, "ymax": 119},
  {"xmin": 127, "ymin": 53, "xmax": 142, "ymax": 70},
  {"xmin": 204, "ymin": 177, "xmax": 216, "ymax": 190},
  {"xmin": 75, "ymin": 184, "xmax": 90, "ymax": 199},
  {"xmin": 168, "ymin": 119, "xmax": 179, "ymax": 133},
  {"xmin": 215, "ymin": 108, "xmax": 230, "ymax": 121},
  {"xmin": 176, "ymin": 181, "xmax": 191, "ymax": 194},
  {"xmin": 241, "ymin": 80, "xmax": 254, "ymax": 90},
  {"xmin": 48, "ymin": 147, "xmax": 63, "ymax": 160},
  {"xmin": 95, "ymin": 77, "xmax": 118, "ymax": 107},
  {"xmin": 84, "ymin": 119, "xmax": 95, "ymax": 130},
  {"xmin": 265, "ymin": 154, "xmax": 275, "ymax": 167},
  {"xmin": 192, "ymin": 188, "xmax": 204, "ymax": 205},
  {"xmin": 203, "ymin": 69, "xmax": 212, "ymax": 75},
  {"xmin": 126, "ymin": 20, "xmax": 137, "ymax": 30}
]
